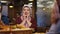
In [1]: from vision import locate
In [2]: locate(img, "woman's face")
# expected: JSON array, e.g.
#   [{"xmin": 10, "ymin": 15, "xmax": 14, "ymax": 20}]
[{"xmin": 22, "ymin": 7, "xmax": 30, "ymax": 16}]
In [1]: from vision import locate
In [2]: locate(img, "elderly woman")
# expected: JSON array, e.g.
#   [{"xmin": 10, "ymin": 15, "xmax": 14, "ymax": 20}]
[
  {"xmin": 0, "ymin": 13, "xmax": 5, "ymax": 26},
  {"xmin": 16, "ymin": 5, "xmax": 37, "ymax": 31}
]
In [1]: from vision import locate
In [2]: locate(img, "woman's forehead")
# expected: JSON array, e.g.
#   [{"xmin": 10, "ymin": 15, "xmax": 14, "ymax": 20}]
[
  {"xmin": 23, "ymin": 7, "xmax": 30, "ymax": 9},
  {"xmin": 23, "ymin": 6, "xmax": 30, "ymax": 9},
  {"xmin": 23, "ymin": 6, "xmax": 30, "ymax": 10}
]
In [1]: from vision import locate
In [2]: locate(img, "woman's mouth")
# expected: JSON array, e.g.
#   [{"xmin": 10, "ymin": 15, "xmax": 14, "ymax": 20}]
[{"xmin": 25, "ymin": 12, "xmax": 28, "ymax": 15}]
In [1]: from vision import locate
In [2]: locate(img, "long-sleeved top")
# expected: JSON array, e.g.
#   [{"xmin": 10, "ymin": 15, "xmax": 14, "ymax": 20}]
[{"xmin": 16, "ymin": 16, "xmax": 37, "ymax": 29}]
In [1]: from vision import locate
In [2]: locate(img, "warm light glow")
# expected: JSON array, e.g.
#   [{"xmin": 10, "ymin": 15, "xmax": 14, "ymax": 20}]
[
  {"xmin": 29, "ymin": 3, "xmax": 33, "ymax": 5},
  {"xmin": 43, "ymin": 8, "xmax": 46, "ymax": 10},
  {"xmin": 9, "ymin": 6, "xmax": 13, "ymax": 8},
  {"xmin": 1, "ymin": 1, "xmax": 8, "ymax": 3},
  {"xmin": 29, "ymin": 0, "xmax": 33, "ymax": 1}
]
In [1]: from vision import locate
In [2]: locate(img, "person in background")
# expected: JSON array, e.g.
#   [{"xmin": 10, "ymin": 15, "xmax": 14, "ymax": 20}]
[
  {"xmin": 12, "ymin": 13, "xmax": 20, "ymax": 24},
  {"xmin": 1, "ymin": 15, "xmax": 9, "ymax": 25},
  {"xmin": 46, "ymin": 0, "xmax": 60, "ymax": 34},
  {"xmin": 0, "ymin": 13, "xmax": 5, "ymax": 26},
  {"xmin": 16, "ymin": 5, "xmax": 37, "ymax": 31}
]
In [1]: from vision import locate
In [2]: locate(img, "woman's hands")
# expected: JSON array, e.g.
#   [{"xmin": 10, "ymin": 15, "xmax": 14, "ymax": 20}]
[{"xmin": 20, "ymin": 16, "xmax": 32, "ymax": 28}]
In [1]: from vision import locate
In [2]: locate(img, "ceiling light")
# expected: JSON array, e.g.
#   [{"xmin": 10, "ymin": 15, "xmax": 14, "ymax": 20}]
[
  {"xmin": 9, "ymin": 6, "xmax": 13, "ymax": 8},
  {"xmin": 1, "ymin": 1, "xmax": 8, "ymax": 3},
  {"xmin": 29, "ymin": 0, "xmax": 33, "ymax": 1},
  {"xmin": 43, "ymin": 8, "xmax": 46, "ymax": 10},
  {"xmin": 29, "ymin": 3, "xmax": 33, "ymax": 5}
]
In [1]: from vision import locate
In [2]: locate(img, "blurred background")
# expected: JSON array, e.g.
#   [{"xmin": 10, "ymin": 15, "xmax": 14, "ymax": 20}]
[{"xmin": 0, "ymin": 0, "xmax": 56, "ymax": 33}]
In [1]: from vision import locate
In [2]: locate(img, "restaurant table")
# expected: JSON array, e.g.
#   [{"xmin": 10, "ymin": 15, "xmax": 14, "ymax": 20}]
[{"xmin": 0, "ymin": 28, "xmax": 32, "ymax": 34}]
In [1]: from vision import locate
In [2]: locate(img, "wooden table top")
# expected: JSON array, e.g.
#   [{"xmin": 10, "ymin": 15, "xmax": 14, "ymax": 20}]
[{"xmin": 0, "ymin": 28, "xmax": 32, "ymax": 32}]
